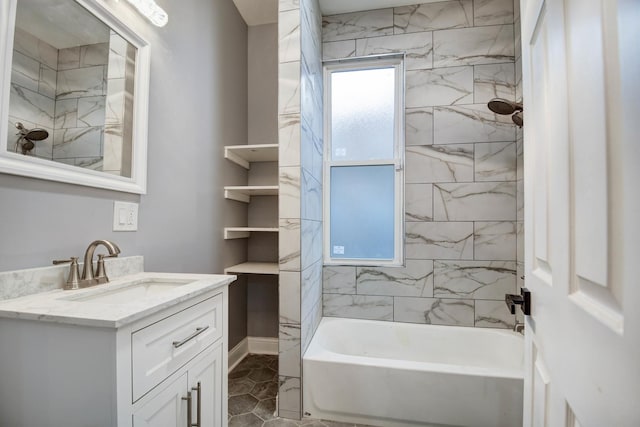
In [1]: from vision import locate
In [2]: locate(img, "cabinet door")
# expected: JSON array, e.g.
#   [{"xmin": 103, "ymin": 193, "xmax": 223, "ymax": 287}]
[
  {"xmin": 133, "ymin": 373, "xmax": 188, "ymax": 427},
  {"xmin": 189, "ymin": 343, "xmax": 224, "ymax": 427}
]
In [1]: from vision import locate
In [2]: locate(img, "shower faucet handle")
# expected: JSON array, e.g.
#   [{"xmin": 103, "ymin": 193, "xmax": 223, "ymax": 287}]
[
  {"xmin": 53, "ymin": 257, "xmax": 81, "ymax": 290},
  {"xmin": 505, "ymin": 288, "xmax": 531, "ymax": 316}
]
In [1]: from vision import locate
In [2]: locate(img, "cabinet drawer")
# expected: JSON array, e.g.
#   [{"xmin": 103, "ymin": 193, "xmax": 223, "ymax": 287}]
[{"xmin": 132, "ymin": 293, "xmax": 223, "ymax": 401}]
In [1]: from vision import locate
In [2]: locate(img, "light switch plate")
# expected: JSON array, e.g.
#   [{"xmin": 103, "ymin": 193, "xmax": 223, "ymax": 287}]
[{"xmin": 113, "ymin": 201, "xmax": 138, "ymax": 231}]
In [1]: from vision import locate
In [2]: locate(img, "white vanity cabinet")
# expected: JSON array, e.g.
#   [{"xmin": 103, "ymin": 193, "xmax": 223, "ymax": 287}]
[{"xmin": 0, "ymin": 275, "xmax": 231, "ymax": 427}]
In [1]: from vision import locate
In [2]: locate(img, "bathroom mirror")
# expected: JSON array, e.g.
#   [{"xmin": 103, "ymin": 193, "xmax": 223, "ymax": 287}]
[{"xmin": 0, "ymin": 0, "xmax": 150, "ymax": 193}]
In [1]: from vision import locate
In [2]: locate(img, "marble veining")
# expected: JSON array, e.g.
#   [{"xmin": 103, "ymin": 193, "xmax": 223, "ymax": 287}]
[
  {"xmin": 300, "ymin": 220, "xmax": 322, "ymax": 271},
  {"xmin": 322, "ymin": 9, "xmax": 394, "ymax": 42},
  {"xmin": 279, "ymin": 324, "xmax": 301, "ymax": 377},
  {"xmin": 393, "ymin": 1, "xmax": 473, "ymax": 33},
  {"xmin": 11, "ymin": 51, "xmax": 40, "ymax": 93},
  {"xmin": 323, "ymin": 294, "xmax": 393, "ymax": 321},
  {"xmin": 56, "ymin": 66, "xmax": 106, "ymax": 99},
  {"xmin": 279, "ymin": 61, "xmax": 301, "ymax": 115},
  {"xmin": 322, "ymin": 40, "xmax": 356, "ymax": 60},
  {"xmin": 301, "ymin": 260, "xmax": 322, "ymax": 315},
  {"xmin": 474, "ymin": 63, "xmax": 516, "ymax": 103},
  {"xmin": 301, "ymin": 169, "xmax": 321, "ymax": 221},
  {"xmin": 474, "ymin": 0, "xmax": 515, "ymax": 26},
  {"xmin": 280, "ymin": 9, "xmax": 301, "ymax": 63},
  {"xmin": 405, "ymin": 222, "xmax": 474, "ymax": 260},
  {"xmin": 434, "ymin": 260, "xmax": 516, "ymax": 299},
  {"xmin": 279, "ymin": 219, "xmax": 301, "ymax": 272},
  {"xmin": 406, "ymin": 183, "xmax": 433, "ymax": 222},
  {"xmin": 357, "ymin": 260, "xmax": 434, "ymax": 297},
  {"xmin": 475, "ymin": 299, "xmax": 515, "ymax": 328},
  {"xmin": 394, "ymin": 296, "xmax": 474, "ymax": 326},
  {"xmin": 406, "ymin": 66, "xmax": 473, "ymax": 107},
  {"xmin": 323, "ymin": 266, "xmax": 356, "ymax": 294},
  {"xmin": 433, "ymin": 25, "xmax": 515, "ymax": 67},
  {"xmin": 405, "ymin": 107, "xmax": 434, "ymax": 146},
  {"xmin": 433, "ymin": 182, "xmax": 517, "ymax": 221},
  {"xmin": 474, "ymin": 141, "xmax": 517, "ymax": 181},
  {"xmin": 9, "ymin": 83, "xmax": 55, "ymax": 129},
  {"xmin": 406, "ymin": 144, "xmax": 474, "ymax": 183},
  {"xmin": 279, "ymin": 167, "xmax": 301, "ymax": 219},
  {"xmin": 278, "ymin": 376, "xmax": 301, "ymax": 416},
  {"xmin": 279, "ymin": 272, "xmax": 301, "ymax": 324},
  {"xmin": 356, "ymin": 32, "xmax": 433, "ymax": 70},
  {"xmin": 474, "ymin": 221, "xmax": 517, "ymax": 260},
  {"xmin": 434, "ymin": 104, "xmax": 516, "ymax": 144},
  {"xmin": 278, "ymin": 113, "xmax": 301, "ymax": 168}
]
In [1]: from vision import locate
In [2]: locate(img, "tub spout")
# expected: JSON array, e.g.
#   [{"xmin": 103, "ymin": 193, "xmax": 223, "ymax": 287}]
[{"xmin": 514, "ymin": 322, "xmax": 525, "ymax": 334}]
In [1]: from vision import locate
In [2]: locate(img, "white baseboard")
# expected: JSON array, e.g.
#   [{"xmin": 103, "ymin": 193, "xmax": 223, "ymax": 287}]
[
  {"xmin": 248, "ymin": 336, "xmax": 278, "ymax": 355},
  {"xmin": 228, "ymin": 336, "xmax": 278, "ymax": 372},
  {"xmin": 228, "ymin": 338, "xmax": 249, "ymax": 372}
]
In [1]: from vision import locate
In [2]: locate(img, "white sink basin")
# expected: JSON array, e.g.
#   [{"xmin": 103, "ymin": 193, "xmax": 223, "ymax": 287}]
[{"xmin": 64, "ymin": 278, "xmax": 195, "ymax": 304}]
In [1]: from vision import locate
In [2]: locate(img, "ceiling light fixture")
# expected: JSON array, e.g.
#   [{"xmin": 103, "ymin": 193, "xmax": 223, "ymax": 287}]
[{"xmin": 125, "ymin": 0, "xmax": 168, "ymax": 27}]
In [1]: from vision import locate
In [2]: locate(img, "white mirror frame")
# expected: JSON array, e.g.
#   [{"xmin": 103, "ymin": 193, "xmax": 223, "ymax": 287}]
[{"xmin": 0, "ymin": 0, "xmax": 150, "ymax": 194}]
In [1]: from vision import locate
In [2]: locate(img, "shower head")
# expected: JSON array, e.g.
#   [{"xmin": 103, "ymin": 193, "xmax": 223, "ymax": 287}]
[
  {"xmin": 14, "ymin": 122, "xmax": 49, "ymax": 154},
  {"xmin": 487, "ymin": 98, "xmax": 523, "ymax": 115},
  {"xmin": 15, "ymin": 122, "xmax": 49, "ymax": 141},
  {"xmin": 512, "ymin": 111, "xmax": 523, "ymax": 127}
]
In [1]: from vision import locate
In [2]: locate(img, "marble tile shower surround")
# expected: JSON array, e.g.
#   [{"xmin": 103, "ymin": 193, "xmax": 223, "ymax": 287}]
[
  {"xmin": 321, "ymin": 0, "xmax": 519, "ymax": 330},
  {"xmin": 0, "ymin": 256, "xmax": 144, "ymax": 301},
  {"xmin": 7, "ymin": 28, "xmax": 131, "ymax": 171},
  {"xmin": 278, "ymin": 0, "xmax": 324, "ymax": 419}
]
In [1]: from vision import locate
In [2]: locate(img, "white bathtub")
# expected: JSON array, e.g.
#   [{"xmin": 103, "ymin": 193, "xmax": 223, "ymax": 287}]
[{"xmin": 303, "ymin": 317, "xmax": 524, "ymax": 427}]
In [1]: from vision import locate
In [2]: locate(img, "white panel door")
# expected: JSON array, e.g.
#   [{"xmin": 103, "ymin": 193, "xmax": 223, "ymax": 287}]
[
  {"xmin": 189, "ymin": 343, "xmax": 225, "ymax": 427},
  {"xmin": 521, "ymin": 0, "xmax": 640, "ymax": 426},
  {"xmin": 133, "ymin": 373, "xmax": 188, "ymax": 427}
]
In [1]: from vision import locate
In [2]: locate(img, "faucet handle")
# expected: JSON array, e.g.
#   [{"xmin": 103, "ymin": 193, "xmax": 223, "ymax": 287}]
[
  {"xmin": 95, "ymin": 254, "xmax": 111, "ymax": 284},
  {"xmin": 53, "ymin": 257, "xmax": 81, "ymax": 290}
]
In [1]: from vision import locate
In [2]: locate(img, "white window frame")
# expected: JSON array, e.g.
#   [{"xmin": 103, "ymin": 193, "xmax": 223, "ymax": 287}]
[{"xmin": 323, "ymin": 55, "xmax": 405, "ymax": 267}]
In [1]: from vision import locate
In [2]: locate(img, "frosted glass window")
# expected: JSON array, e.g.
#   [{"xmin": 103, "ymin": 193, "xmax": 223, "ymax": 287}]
[
  {"xmin": 330, "ymin": 166, "xmax": 395, "ymax": 260},
  {"xmin": 331, "ymin": 68, "xmax": 395, "ymax": 161}
]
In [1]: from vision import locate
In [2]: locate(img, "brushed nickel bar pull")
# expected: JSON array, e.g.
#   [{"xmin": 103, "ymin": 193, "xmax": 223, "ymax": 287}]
[
  {"xmin": 182, "ymin": 391, "xmax": 192, "ymax": 427},
  {"xmin": 172, "ymin": 326, "xmax": 209, "ymax": 348},
  {"xmin": 191, "ymin": 382, "xmax": 201, "ymax": 427}
]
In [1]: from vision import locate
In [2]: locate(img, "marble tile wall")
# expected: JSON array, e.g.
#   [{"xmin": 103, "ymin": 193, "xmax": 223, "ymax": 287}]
[
  {"xmin": 103, "ymin": 31, "xmax": 135, "ymax": 176},
  {"xmin": 321, "ymin": 0, "xmax": 519, "ymax": 329},
  {"xmin": 6, "ymin": 28, "xmax": 115, "ymax": 169},
  {"xmin": 7, "ymin": 28, "xmax": 56, "ymax": 159},
  {"xmin": 52, "ymin": 41, "xmax": 108, "ymax": 168},
  {"xmin": 514, "ymin": 0, "xmax": 524, "ymax": 321},
  {"xmin": 278, "ymin": 0, "xmax": 323, "ymax": 420}
]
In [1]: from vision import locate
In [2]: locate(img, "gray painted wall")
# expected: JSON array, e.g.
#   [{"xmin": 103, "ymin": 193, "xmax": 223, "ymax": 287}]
[
  {"xmin": 248, "ymin": 24, "xmax": 278, "ymax": 145},
  {"xmin": 245, "ymin": 24, "xmax": 279, "ymax": 339},
  {"xmin": 0, "ymin": 0, "xmax": 249, "ymax": 347}
]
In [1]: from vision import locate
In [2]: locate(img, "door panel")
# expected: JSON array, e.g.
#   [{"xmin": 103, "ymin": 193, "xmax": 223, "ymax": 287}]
[
  {"xmin": 522, "ymin": 0, "xmax": 640, "ymax": 425},
  {"xmin": 133, "ymin": 373, "xmax": 187, "ymax": 427},
  {"xmin": 189, "ymin": 343, "xmax": 224, "ymax": 427}
]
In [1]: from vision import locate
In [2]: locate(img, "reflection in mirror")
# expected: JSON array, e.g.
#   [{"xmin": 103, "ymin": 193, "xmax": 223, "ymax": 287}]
[{"xmin": 7, "ymin": 0, "xmax": 136, "ymax": 177}]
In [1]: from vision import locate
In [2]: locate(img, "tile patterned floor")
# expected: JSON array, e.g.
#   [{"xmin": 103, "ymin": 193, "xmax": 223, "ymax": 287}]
[{"xmin": 228, "ymin": 354, "xmax": 373, "ymax": 427}]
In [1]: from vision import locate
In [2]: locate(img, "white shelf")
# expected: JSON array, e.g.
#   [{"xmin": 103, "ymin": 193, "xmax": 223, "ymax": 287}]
[
  {"xmin": 224, "ymin": 144, "xmax": 279, "ymax": 169},
  {"xmin": 224, "ymin": 227, "xmax": 279, "ymax": 239},
  {"xmin": 224, "ymin": 262, "xmax": 279, "ymax": 275},
  {"xmin": 224, "ymin": 185, "xmax": 279, "ymax": 203}
]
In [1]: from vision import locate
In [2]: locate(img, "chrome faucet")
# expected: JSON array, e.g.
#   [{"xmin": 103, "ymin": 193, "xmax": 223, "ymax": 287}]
[{"xmin": 82, "ymin": 239, "xmax": 121, "ymax": 286}]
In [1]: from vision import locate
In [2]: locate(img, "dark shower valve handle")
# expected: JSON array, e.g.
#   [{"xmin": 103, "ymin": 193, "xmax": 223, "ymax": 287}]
[{"xmin": 505, "ymin": 288, "xmax": 531, "ymax": 316}]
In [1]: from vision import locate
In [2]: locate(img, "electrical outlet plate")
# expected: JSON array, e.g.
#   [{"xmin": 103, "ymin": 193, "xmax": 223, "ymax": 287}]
[{"xmin": 113, "ymin": 201, "xmax": 138, "ymax": 231}]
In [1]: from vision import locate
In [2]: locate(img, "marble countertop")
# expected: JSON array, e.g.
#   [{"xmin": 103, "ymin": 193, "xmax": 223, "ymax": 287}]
[{"xmin": 0, "ymin": 272, "xmax": 236, "ymax": 328}]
